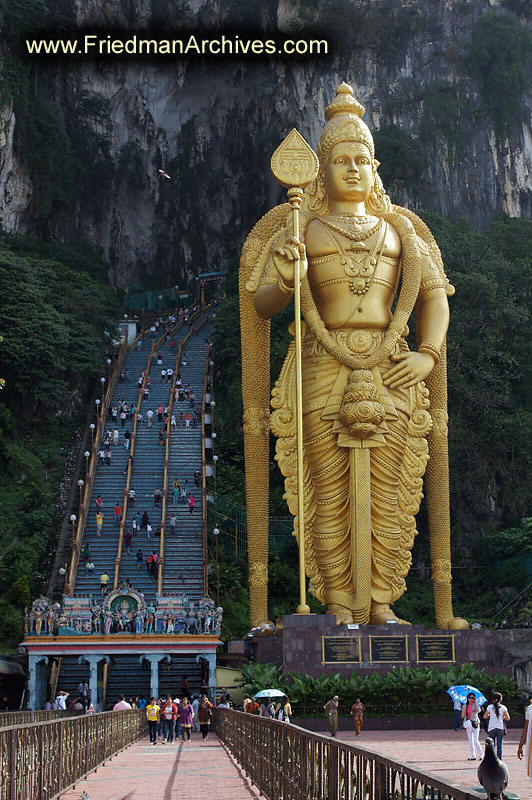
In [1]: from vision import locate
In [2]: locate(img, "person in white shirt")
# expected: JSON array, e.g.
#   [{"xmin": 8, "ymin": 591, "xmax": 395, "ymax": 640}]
[
  {"xmin": 54, "ymin": 691, "xmax": 69, "ymax": 710},
  {"xmin": 161, "ymin": 369, "xmax": 167, "ymax": 383},
  {"xmin": 483, "ymin": 692, "xmax": 510, "ymax": 759},
  {"xmin": 147, "ymin": 409, "xmax": 154, "ymax": 428}
]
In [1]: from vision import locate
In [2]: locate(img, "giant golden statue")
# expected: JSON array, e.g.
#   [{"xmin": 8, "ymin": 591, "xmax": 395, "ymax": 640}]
[{"xmin": 240, "ymin": 83, "xmax": 468, "ymax": 630}]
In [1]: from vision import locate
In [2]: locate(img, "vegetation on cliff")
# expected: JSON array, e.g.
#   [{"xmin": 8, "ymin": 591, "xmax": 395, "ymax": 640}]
[{"xmin": 0, "ymin": 235, "xmax": 120, "ymax": 648}]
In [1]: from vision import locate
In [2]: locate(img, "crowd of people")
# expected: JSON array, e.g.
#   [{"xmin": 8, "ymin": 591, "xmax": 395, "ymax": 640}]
[
  {"xmin": 145, "ymin": 693, "xmax": 219, "ymax": 743},
  {"xmin": 242, "ymin": 694, "xmax": 293, "ymax": 723}
]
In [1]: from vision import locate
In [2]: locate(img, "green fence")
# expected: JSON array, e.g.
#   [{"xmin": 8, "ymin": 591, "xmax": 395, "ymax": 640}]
[
  {"xmin": 124, "ymin": 287, "xmax": 191, "ymax": 311},
  {"xmin": 207, "ymin": 496, "xmax": 294, "ymax": 556}
]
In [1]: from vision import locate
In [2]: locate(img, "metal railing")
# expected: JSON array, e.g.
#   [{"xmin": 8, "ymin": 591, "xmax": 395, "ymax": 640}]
[
  {"xmin": 206, "ymin": 494, "xmax": 294, "ymax": 555},
  {"xmin": 114, "ymin": 342, "xmax": 156, "ymax": 588},
  {"xmin": 0, "ymin": 710, "xmax": 147, "ymax": 800},
  {"xmin": 157, "ymin": 337, "xmax": 184, "ymax": 593},
  {"xmin": 0, "ymin": 710, "xmax": 83, "ymax": 729},
  {"xmin": 215, "ymin": 709, "xmax": 478, "ymax": 800},
  {"xmin": 201, "ymin": 340, "xmax": 211, "ymax": 593}
]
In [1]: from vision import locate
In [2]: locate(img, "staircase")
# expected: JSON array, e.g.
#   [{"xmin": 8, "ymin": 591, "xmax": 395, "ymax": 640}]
[
  {"xmin": 72, "ymin": 323, "xmax": 209, "ymax": 602},
  {"xmin": 162, "ymin": 328, "xmax": 209, "ymax": 598},
  {"xmin": 54, "ymin": 319, "xmax": 212, "ymax": 703},
  {"xmin": 54, "ymin": 656, "xmax": 89, "ymax": 701}
]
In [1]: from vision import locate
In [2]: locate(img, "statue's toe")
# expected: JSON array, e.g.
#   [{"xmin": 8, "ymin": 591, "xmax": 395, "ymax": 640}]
[
  {"xmin": 443, "ymin": 616, "xmax": 469, "ymax": 630},
  {"xmin": 370, "ymin": 604, "xmax": 411, "ymax": 625}
]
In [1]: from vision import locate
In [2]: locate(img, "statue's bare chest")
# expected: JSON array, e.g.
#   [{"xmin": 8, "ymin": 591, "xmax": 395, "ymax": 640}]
[{"xmin": 306, "ymin": 218, "xmax": 401, "ymax": 325}]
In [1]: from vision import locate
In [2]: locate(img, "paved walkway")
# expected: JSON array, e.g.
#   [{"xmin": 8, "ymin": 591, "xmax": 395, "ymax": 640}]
[
  {"xmin": 60, "ymin": 728, "xmax": 530, "ymax": 799},
  {"xmin": 334, "ymin": 728, "xmax": 528, "ymax": 798},
  {"xmin": 60, "ymin": 734, "xmax": 260, "ymax": 800}
]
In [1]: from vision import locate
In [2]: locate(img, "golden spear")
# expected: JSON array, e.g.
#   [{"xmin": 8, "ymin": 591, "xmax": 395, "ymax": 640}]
[{"xmin": 271, "ymin": 129, "xmax": 319, "ymax": 614}]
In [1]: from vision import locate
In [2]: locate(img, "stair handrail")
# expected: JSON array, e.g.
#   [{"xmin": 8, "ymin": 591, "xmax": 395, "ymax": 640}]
[
  {"xmin": 113, "ymin": 342, "xmax": 156, "ymax": 589},
  {"xmin": 65, "ymin": 340, "xmax": 128, "ymax": 596},
  {"xmin": 201, "ymin": 341, "xmax": 211, "ymax": 593},
  {"xmin": 157, "ymin": 314, "xmax": 204, "ymax": 593},
  {"xmin": 156, "ymin": 341, "xmax": 184, "ymax": 594}
]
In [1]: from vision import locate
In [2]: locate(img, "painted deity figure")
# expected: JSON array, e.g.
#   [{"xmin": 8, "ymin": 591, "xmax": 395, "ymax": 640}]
[
  {"xmin": 92, "ymin": 604, "xmax": 102, "ymax": 634},
  {"xmin": 135, "ymin": 610, "xmax": 144, "ymax": 633},
  {"xmin": 33, "ymin": 607, "xmax": 43, "ymax": 635},
  {"xmin": 104, "ymin": 610, "xmax": 113, "ymax": 635},
  {"xmin": 146, "ymin": 604, "xmax": 156, "ymax": 633},
  {"xmin": 46, "ymin": 609, "xmax": 55, "ymax": 635},
  {"xmin": 241, "ymin": 83, "xmax": 467, "ymax": 630}
]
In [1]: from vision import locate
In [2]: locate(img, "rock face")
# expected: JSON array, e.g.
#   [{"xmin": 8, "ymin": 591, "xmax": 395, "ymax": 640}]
[
  {"xmin": 0, "ymin": 102, "xmax": 32, "ymax": 232},
  {"xmin": 0, "ymin": 0, "xmax": 531, "ymax": 288}
]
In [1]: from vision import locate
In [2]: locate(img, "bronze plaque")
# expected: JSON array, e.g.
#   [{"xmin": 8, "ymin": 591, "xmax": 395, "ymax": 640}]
[
  {"xmin": 369, "ymin": 636, "xmax": 408, "ymax": 663},
  {"xmin": 416, "ymin": 635, "xmax": 455, "ymax": 663},
  {"xmin": 322, "ymin": 636, "xmax": 361, "ymax": 664}
]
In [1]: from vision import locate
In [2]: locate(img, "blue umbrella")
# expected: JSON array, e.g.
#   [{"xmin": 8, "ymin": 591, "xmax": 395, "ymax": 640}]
[
  {"xmin": 447, "ymin": 684, "xmax": 487, "ymax": 706},
  {"xmin": 253, "ymin": 689, "xmax": 285, "ymax": 699}
]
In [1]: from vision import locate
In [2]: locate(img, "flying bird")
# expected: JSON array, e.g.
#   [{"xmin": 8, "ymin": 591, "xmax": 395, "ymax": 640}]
[
  {"xmin": 158, "ymin": 169, "xmax": 172, "ymax": 180},
  {"xmin": 477, "ymin": 738, "xmax": 509, "ymax": 800}
]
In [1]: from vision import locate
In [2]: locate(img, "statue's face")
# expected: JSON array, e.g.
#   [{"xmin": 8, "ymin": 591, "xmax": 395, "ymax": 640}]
[{"xmin": 324, "ymin": 142, "xmax": 373, "ymax": 204}]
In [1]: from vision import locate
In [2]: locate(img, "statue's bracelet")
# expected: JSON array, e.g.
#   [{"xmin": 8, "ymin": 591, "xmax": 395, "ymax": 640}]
[
  {"xmin": 278, "ymin": 276, "xmax": 295, "ymax": 295},
  {"xmin": 418, "ymin": 342, "xmax": 441, "ymax": 363}
]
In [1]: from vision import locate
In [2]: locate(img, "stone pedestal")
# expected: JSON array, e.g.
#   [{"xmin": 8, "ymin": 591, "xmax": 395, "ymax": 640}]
[{"xmin": 252, "ymin": 615, "xmax": 520, "ymax": 678}]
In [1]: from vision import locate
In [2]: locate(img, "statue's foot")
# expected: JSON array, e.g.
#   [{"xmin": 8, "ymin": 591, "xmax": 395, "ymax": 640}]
[
  {"xmin": 441, "ymin": 616, "xmax": 469, "ymax": 630},
  {"xmin": 370, "ymin": 603, "xmax": 411, "ymax": 625},
  {"xmin": 327, "ymin": 605, "xmax": 354, "ymax": 625}
]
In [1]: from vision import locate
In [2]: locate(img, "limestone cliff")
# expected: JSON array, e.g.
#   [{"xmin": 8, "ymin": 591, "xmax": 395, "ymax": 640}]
[{"xmin": 0, "ymin": 0, "xmax": 530, "ymax": 288}]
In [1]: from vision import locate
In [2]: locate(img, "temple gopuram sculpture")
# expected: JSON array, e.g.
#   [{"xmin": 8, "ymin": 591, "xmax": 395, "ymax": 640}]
[
  {"xmin": 24, "ymin": 589, "xmax": 221, "ymax": 636},
  {"xmin": 240, "ymin": 83, "xmax": 468, "ymax": 631}
]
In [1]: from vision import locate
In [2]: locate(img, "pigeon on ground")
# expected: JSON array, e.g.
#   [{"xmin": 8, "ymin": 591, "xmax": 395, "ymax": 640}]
[{"xmin": 477, "ymin": 738, "xmax": 508, "ymax": 800}]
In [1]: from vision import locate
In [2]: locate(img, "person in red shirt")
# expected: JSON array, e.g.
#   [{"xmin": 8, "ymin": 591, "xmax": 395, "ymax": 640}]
[
  {"xmin": 160, "ymin": 696, "xmax": 178, "ymax": 743},
  {"xmin": 247, "ymin": 699, "xmax": 260, "ymax": 715},
  {"xmin": 114, "ymin": 503, "xmax": 122, "ymax": 526},
  {"xmin": 124, "ymin": 529, "xmax": 132, "ymax": 553}
]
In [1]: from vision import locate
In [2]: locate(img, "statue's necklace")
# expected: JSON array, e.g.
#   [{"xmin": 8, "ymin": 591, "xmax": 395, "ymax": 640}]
[
  {"xmin": 319, "ymin": 218, "xmax": 387, "ymax": 296},
  {"xmin": 321, "ymin": 215, "xmax": 382, "ymax": 242}
]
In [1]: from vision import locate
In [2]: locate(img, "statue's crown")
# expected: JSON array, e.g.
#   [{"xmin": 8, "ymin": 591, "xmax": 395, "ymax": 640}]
[
  {"xmin": 318, "ymin": 82, "xmax": 373, "ymax": 164},
  {"xmin": 325, "ymin": 82, "xmax": 365, "ymax": 121}
]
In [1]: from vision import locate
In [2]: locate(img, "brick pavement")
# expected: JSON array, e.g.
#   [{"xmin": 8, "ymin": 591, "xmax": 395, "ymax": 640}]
[
  {"xmin": 334, "ymin": 728, "xmax": 528, "ymax": 798},
  {"xmin": 59, "ymin": 734, "xmax": 260, "ymax": 800},
  {"xmin": 59, "ymin": 727, "xmax": 530, "ymax": 799}
]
